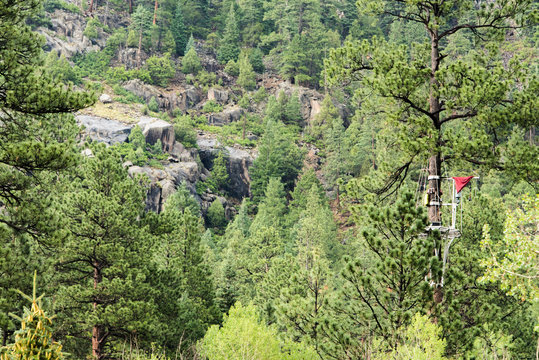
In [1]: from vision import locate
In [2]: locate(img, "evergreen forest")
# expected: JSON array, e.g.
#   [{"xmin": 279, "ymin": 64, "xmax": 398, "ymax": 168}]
[{"xmin": 0, "ymin": 0, "xmax": 538, "ymax": 358}]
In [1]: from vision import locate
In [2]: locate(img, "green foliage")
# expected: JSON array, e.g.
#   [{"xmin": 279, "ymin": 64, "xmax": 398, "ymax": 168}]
[
  {"xmin": 217, "ymin": 4, "xmax": 240, "ymax": 64},
  {"xmin": 43, "ymin": 0, "xmax": 81, "ymax": 13},
  {"xmin": 372, "ymin": 313, "xmax": 447, "ymax": 360},
  {"xmin": 185, "ymin": 33, "xmax": 195, "ymax": 54},
  {"xmin": 145, "ymin": 53, "xmax": 176, "ymax": 87},
  {"xmin": 1, "ymin": 274, "xmax": 63, "ymax": 360},
  {"xmin": 199, "ymin": 302, "xmax": 315, "ymax": 360},
  {"xmin": 83, "ymin": 18, "xmax": 102, "ymax": 40},
  {"xmin": 480, "ymin": 194, "xmax": 538, "ymax": 302},
  {"xmin": 207, "ymin": 199, "xmax": 227, "ymax": 229},
  {"xmin": 248, "ymin": 48, "xmax": 265, "ymax": 73},
  {"xmin": 325, "ymin": 193, "xmax": 439, "ymax": 356},
  {"xmin": 197, "ymin": 70, "xmax": 217, "ymax": 87},
  {"xmin": 250, "ymin": 120, "xmax": 304, "ymax": 202},
  {"xmin": 202, "ymin": 100, "xmax": 223, "ymax": 113},
  {"xmin": 148, "ymin": 96, "xmax": 159, "ymax": 112},
  {"xmin": 173, "ymin": 115, "xmax": 198, "ymax": 148},
  {"xmin": 253, "ymin": 86, "xmax": 267, "ymax": 103},
  {"xmin": 224, "ymin": 59, "xmax": 239, "ymax": 76},
  {"xmin": 206, "ymin": 151, "xmax": 229, "ymax": 194},
  {"xmin": 51, "ymin": 146, "xmax": 158, "ymax": 358},
  {"xmin": 182, "ymin": 47, "xmax": 202, "ymax": 75},
  {"xmin": 43, "ymin": 51, "xmax": 82, "ymax": 85},
  {"xmin": 237, "ymin": 53, "xmax": 256, "ymax": 91},
  {"xmin": 171, "ymin": 1, "xmax": 188, "ymax": 56}
]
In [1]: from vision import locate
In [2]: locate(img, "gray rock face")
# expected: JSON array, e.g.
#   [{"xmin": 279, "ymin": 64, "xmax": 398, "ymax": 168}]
[
  {"xmin": 208, "ymin": 107, "xmax": 244, "ymax": 126},
  {"xmin": 39, "ymin": 10, "xmax": 102, "ymax": 57},
  {"xmin": 127, "ymin": 159, "xmax": 202, "ymax": 213},
  {"xmin": 197, "ymin": 136, "xmax": 254, "ymax": 199},
  {"xmin": 137, "ymin": 116, "xmax": 175, "ymax": 152},
  {"xmin": 178, "ymin": 87, "xmax": 201, "ymax": 111},
  {"xmin": 77, "ymin": 115, "xmax": 132, "ymax": 145},
  {"xmin": 117, "ymin": 48, "xmax": 148, "ymax": 70},
  {"xmin": 207, "ymin": 88, "xmax": 229, "ymax": 104}
]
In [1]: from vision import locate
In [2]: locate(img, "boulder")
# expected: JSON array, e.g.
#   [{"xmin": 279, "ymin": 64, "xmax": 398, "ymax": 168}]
[
  {"xmin": 178, "ymin": 87, "xmax": 200, "ymax": 111},
  {"xmin": 207, "ymin": 88, "xmax": 229, "ymax": 104},
  {"xmin": 137, "ymin": 116, "xmax": 175, "ymax": 152},
  {"xmin": 165, "ymin": 162, "xmax": 200, "ymax": 184},
  {"xmin": 225, "ymin": 146, "xmax": 254, "ymax": 199},
  {"xmin": 99, "ymin": 93, "xmax": 113, "ymax": 104},
  {"xmin": 208, "ymin": 107, "xmax": 244, "ymax": 126},
  {"xmin": 197, "ymin": 136, "xmax": 254, "ymax": 199},
  {"xmin": 117, "ymin": 48, "xmax": 148, "ymax": 70},
  {"xmin": 77, "ymin": 115, "xmax": 132, "ymax": 145}
]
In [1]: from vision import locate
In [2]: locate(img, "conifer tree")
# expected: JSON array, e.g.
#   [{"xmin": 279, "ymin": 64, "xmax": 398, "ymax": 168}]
[
  {"xmin": 182, "ymin": 47, "xmax": 202, "ymax": 74},
  {"xmin": 52, "ymin": 146, "xmax": 158, "ymax": 360},
  {"xmin": 185, "ymin": 33, "xmax": 195, "ymax": 53},
  {"xmin": 131, "ymin": 5, "xmax": 152, "ymax": 67},
  {"xmin": 153, "ymin": 202, "xmax": 219, "ymax": 352},
  {"xmin": 324, "ymin": 193, "xmax": 439, "ymax": 356},
  {"xmin": 171, "ymin": 1, "xmax": 187, "ymax": 55},
  {"xmin": 237, "ymin": 53, "xmax": 256, "ymax": 91},
  {"xmin": 1, "ymin": 274, "xmax": 63, "ymax": 360},
  {"xmin": 217, "ymin": 4, "xmax": 240, "ymax": 64},
  {"xmin": 250, "ymin": 120, "xmax": 304, "ymax": 202}
]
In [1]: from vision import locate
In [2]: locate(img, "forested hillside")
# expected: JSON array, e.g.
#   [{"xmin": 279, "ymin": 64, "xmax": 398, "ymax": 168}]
[{"xmin": 0, "ymin": 0, "xmax": 538, "ymax": 359}]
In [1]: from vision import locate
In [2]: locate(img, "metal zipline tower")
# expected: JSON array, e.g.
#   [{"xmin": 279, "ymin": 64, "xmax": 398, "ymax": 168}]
[{"xmin": 418, "ymin": 170, "xmax": 479, "ymax": 299}]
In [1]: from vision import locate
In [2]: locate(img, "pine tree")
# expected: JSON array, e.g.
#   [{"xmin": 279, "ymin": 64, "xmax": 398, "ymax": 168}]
[
  {"xmin": 324, "ymin": 193, "xmax": 439, "ymax": 356},
  {"xmin": 185, "ymin": 33, "xmax": 195, "ymax": 53},
  {"xmin": 217, "ymin": 4, "xmax": 240, "ymax": 64},
  {"xmin": 131, "ymin": 5, "xmax": 152, "ymax": 68},
  {"xmin": 51, "ymin": 146, "xmax": 158, "ymax": 360},
  {"xmin": 207, "ymin": 199, "xmax": 227, "ymax": 229},
  {"xmin": 152, "ymin": 202, "xmax": 219, "ymax": 352},
  {"xmin": 182, "ymin": 47, "xmax": 202, "ymax": 74},
  {"xmin": 249, "ymin": 120, "xmax": 304, "ymax": 202},
  {"xmin": 1, "ymin": 274, "xmax": 63, "ymax": 360},
  {"xmin": 171, "ymin": 1, "xmax": 187, "ymax": 55},
  {"xmin": 237, "ymin": 53, "xmax": 256, "ymax": 91}
]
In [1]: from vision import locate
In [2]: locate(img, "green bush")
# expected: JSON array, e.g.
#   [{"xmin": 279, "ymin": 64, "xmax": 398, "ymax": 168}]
[
  {"xmin": 249, "ymin": 47, "xmax": 265, "ymax": 73},
  {"xmin": 174, "ymin": 115, "xmax": 198, "ymax": 148},
  {"xmin": 145, "ymin": 53, "xmax": 176, "ymax": 87},
  {"xmin": 224, "ymin": 59, "xmax": 239, "ymax": 76},
  {"xmin": 253, "ymin": 86, "xmax": 267, "ymax": 103},
  {"xmin": 182, "ymin": 47, "xmax": 202, "ymax": 75},
  {"xmin": 43, "ymin": 0, "xmax": 81, "ymax": 14},
  {"xmin": 206, "ymin": 199, "xmax": 226, "ymax": 229},
  {"xmin": 83, "ymin": 18, "xmax": 102, "ymax": 40},
  {"xmin": 202, "ymin": 100, "xmax": 223, "ymax": 113},
  {"xmin": 148, "ymin": 97, "xmax": 159, "ymax": 112},
  {"xmin": 127, "ymin": 30, "xmax": 138, "ymax": 48},
  {"xmin": 43, "ymin": 50, "xmax": 82, "ymax": 85},
  {"xmin": 197, "ymin": 70, "xmax": 217, "ymax": 87}
]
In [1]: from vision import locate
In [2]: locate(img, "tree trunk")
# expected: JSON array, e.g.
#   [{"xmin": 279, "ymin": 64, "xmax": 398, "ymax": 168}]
[
  {"xmin": 428, "ymin": 18, "xmax": 445, "ymax": 305},
  {"xmin": 92, "ymin": 263, "xmax": 104, "ymax": 360},
  {"xmin": 153, "ymin": 0, "xmax": 158, "ymax": 25},
  {"xmin": 427, "ymin": 23, "xmax": 442, "ymax": 227},
  {"xmin": 128, "ymin": 0, "xmax": 132, "ymax": 13},
  {"xmin": 89, "ymin": 0, "xmax": 94, "ymax": 12}
]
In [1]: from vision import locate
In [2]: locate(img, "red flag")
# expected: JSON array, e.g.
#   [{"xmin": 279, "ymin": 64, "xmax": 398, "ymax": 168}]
[{"xmin": 452, "ymin": 176, "xmax": 474, "ymax": 193}]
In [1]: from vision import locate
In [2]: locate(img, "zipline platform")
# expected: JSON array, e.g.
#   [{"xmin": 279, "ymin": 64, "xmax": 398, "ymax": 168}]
[{"xmin": 419, "ymin": 225, "xmax": 461, "ymax": 239}]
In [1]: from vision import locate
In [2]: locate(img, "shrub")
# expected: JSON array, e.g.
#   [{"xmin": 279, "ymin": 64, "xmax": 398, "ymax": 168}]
[
  {"xmin": 83, "ymin": 18, "xmax": 102, "ymax": 40},
  {"xmin": 182, "ymin": 47, "xmax": 202, "ymax": 75},
  {"xmin": 202, "ymin": 100, "xmax": 223, "ymax": 114},
  {"xmin": 43, "ymin": 0, "xmax": 81, "ymax": 14},
  {"xmin": 197, "ymin": 70, "xmax": 217, "ymax": 87},
  {"xmin": 253, "ymin": 86, "xmax": 267, "ymax": 103},
  {"xmin": 145, "ymin": 53, "xmax": 176, "ymax": 87},
  {"xmin": 127, "ymin": 30, "xmax": 138, "ymax": 48},
  {"xmin": 224, "ymin": 59, "xmax": 239, "ymax": 76},
  {"xmin": 174, "ymin": 115, "xmax": 197, "ymax": 148},
  {"xmin": 148, "ymin": 97, "xmax": 159, "ymax": 112},
  {"xmin": 206, "ymin": 199, "xmax": 226, "ymax": 229}
]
